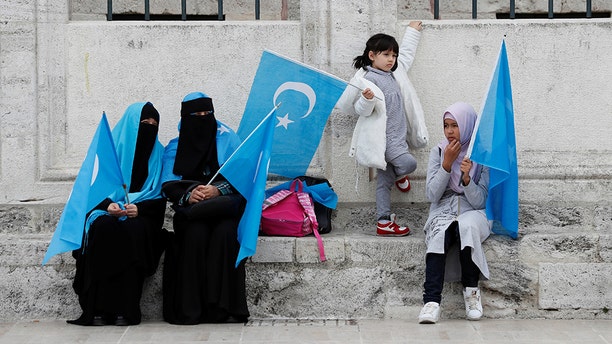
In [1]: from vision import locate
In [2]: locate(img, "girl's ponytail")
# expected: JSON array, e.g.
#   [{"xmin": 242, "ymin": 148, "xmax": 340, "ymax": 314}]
[{"xmin": 352, "ymin": 51, "xmax": 370, "ymax": 70}]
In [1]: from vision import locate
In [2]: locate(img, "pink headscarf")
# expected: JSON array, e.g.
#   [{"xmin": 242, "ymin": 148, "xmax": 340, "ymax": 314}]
[{"xmin": 437, "ymin": 102, "xmax": 481, "ymax": 193}]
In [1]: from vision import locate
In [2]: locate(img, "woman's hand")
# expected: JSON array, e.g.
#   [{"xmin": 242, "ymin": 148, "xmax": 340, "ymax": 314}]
[
  {"xmin": 107, "ymin": 202, "xmax": 127, "ymax": 217},
  {"xmin": 107, "ymin": 202, "xmax": 138, "ymax": 217},
  {"xmin": 442, "ymin": 140, "xmax": 461, "ymax": 172},
  {"xmin": 460, "ymin": 158, "xmax": 473, "ymax": 186},
  {"xmin": 124, "ymin": 203, "xmax": 138, "ymax": 218},
  {"xmin": 189, "ymin": 185, "xmax": 221, "ymax": 204}
]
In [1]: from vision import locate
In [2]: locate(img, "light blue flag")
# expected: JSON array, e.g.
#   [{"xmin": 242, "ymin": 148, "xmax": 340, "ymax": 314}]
[
  {"xmin": 467, "ymin": 40, "xmax": 519, "ymax": 239},
  {"xmin": 219, "ymin": 107, "xmax": 277, "ymax": 267},
  {"xmin": 237, "ymin": 50, "xmax": 347, "ymax": 178},
  {"xmin": 42, "ymin": 114, "xmax": 125, "ymax": 265}
]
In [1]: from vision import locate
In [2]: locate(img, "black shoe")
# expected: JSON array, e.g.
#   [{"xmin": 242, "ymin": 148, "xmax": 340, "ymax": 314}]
[
  {"xmin": 114, "ymin": 315, "xmax": 130, "ymax": 326},
  {"xmin": 92, "ymin": 316, "xmax": 106, "ymax": 326},
  {"xmin": 66, "ymin": 315, "xmax": 106, "ymax": 326},
  {"xmin": 225, "ymin": 315, "xmax": 248, "ymax": 324}
]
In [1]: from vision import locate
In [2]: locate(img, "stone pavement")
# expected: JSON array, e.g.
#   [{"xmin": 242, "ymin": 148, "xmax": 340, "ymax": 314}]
[{"xmin": 0, "ymin": 318, "xmax": 610, "ymax": 343}]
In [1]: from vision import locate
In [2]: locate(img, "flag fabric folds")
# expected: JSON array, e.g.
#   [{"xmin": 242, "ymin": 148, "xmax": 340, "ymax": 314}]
[
  {"xmin": 42, "ymin": 114, "xmax": 125, "ymax": 265},
  {"xmin": 219, "ymin": 108, "xmax": 277, "ymax": 267},
  {"xmin": 467, "ymin": 40, "xmax": 519, "ymax": 239},
  {"xmin": 237, "ymin": 50, "xmax": 347, "ymax": 178}
]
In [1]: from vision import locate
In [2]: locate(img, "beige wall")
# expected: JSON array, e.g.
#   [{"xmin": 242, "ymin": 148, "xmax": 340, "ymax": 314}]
[{"xmin": 1, "ymin": 1, "xmax": 610, "ymax": 204}]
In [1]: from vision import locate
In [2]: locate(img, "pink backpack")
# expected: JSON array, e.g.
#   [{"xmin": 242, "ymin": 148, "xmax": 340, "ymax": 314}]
[{"xmin": 261, "ymin": 179, "xmax": 326, "ymax": 261}]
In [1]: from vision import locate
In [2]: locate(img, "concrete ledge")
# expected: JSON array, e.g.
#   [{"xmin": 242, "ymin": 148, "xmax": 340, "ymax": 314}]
[
  {"xmin": 539, "ymin": 263, "xmax": 612, "ymax": 310},
  {"xmin": 1, "ymin": 202, "xmax": 610, "ymax": 321}
]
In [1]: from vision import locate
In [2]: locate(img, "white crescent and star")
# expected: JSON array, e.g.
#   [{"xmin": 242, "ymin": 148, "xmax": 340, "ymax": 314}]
[
  {"xmin": 91, "ymin": 155, "xmax": 99, "ymax": 186},
  {"xmin": 272, "ymin": 81, "xmax": 316, "ymax": 129},
  {"xmin": 276, "ymin": 113, "xmax": 294, "ymax": 129},
  {"xmin": 218, "ymin": 125, "xmax": 231, "ymax": 135},
  {"xmin": 252, "ymin": 151, "xmax": 271, "ymax": 183}
]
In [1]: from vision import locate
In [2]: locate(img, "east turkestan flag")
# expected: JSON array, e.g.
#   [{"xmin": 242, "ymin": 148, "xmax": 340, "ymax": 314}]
[
  {"xmin": 42, "ymin": 114, "xmax": 125, "ymax": 265},
  {"xmin": 467, "ymin": 40, "xmax": 519, "ymax": 239},
  {"xmin": 237, "ymin": 50, "xmax": 348, "ymax": 178},
  {"xmin": 218, "ymin": 108, "xmax": 277, "ymax": 267}
]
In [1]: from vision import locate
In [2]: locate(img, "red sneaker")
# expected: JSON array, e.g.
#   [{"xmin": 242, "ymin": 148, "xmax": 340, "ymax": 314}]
[
  {"xmin": 376, "ymin": 214, "xmax": 411, "ymax": 236},
  {"xmin": 395, "ymin": 175, "xmax": 411, "ymax": 193}
]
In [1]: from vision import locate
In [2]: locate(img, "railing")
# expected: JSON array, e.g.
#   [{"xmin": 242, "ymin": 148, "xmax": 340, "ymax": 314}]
[
  {"xmin": 106, "ymin": 0, "xmax": 598, "ymax": 21},
  {"xmin": 106, "ymin": 0, "xmax": 288, "ymax": 21},
  {"xmin": 432, "ymin": 0, "xmax": 594, "ymax": 19}
]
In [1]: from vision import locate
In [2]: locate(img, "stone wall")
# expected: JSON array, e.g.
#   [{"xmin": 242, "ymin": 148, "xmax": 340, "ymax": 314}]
[{"xmin": 0, "ymin": 0, "xmax": 610, "ymax": 321}]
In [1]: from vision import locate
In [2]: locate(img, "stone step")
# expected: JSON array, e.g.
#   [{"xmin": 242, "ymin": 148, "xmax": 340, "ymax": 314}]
[{"xmin": 0, "ymin": 203, "xmax": 610, "ymax": 321}]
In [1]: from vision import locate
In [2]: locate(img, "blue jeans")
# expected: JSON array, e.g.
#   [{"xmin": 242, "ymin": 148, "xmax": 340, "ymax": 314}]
[{"xmin": 423, "ymin": 221, "xmax": 481, "ymax": 304}]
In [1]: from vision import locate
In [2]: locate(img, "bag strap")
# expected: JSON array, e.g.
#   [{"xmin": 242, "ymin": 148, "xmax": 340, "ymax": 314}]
[
  {"xmin": 311, "ymin": 224, "xmax": 326, "ymax": 262},
  {"xmin": 262, "ymin": 189, "xmax": 294, "ymax": 211},
  {"xmin": 289, "ymin": 179, "xmax": 304, "ymax": 193},
  {"xmin": 296, "ymin": 191, "xmax": 326, "ymax": 262}
]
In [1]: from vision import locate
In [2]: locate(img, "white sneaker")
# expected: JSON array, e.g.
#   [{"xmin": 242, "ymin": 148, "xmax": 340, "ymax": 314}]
[
  {"xmin": 418, "ymin": 302, "xmax": 440, "ymax": 324},
  {"xmin": 463, "ymin": 287, "xmax": 483, "ymax": 321}
]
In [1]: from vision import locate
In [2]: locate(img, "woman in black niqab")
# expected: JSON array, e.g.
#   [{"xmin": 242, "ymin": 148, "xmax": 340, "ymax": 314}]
[
  {"xmin": 68, "ymin": 102, "xmax": 167, "ymax": 326},
  {"xmin": 161, "ymin": 92, "xmax": 249, "ymax": 325}
]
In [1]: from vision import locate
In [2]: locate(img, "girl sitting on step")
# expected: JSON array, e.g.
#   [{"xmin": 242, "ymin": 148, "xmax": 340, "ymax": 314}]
[{"xmin": 418, "ymin": 102, "xmax": 491, "ymax": 324}]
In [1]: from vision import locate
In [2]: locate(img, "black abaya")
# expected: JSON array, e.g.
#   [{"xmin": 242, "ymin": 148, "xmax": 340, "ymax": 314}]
[
  {"xmin": 162, "ymin": 198, "xmax": 249, "ymax": 324},
  {"xmin": 70, "ymin": 198, "xmax": 167, "ymax": 325}
]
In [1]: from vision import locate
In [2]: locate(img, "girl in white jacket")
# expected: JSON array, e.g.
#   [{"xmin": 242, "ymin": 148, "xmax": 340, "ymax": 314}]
[{"xmin": 336, "ymin": 21, "xmax": 428, "ymax": 236}]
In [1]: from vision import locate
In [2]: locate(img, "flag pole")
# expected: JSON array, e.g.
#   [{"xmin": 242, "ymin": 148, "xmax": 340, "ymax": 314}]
[
  {"xmin": 206, "ymin": 103, "xmax": 281, "ymax": 186},
  {"xmin": 123, "ymin": 184, "xmax": 130, "ymax": 204},
  {"xmin": 347, "ymin": 82, "xmax": 384, "ymax": 101},
  {"xmin": 461, "ymin": 40, "xmax": 507, "ymax": 186},
  {"xmin": 262, "ymin": 50, "xmax": 381, "ymax": 101},
  {"xmin": 465, "ymin": 39, "xmax": 506, "ymax": 159}
]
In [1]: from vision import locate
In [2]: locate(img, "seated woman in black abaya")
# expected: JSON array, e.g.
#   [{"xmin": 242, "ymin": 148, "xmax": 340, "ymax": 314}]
[
  {"xmin": 161, "ymin": 92, "xmax": 249, "ymax": 324},
  {"xmin": 68, "ymin": 102, "xmax": 167, "ymax": 326}
]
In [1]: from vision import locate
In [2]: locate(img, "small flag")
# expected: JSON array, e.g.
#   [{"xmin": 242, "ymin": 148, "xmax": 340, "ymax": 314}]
[
  {"xmin": 219, "ymin": 107, "xmax": 277, "ymax": 266},
  {"xmin": 237, "ymin": 50, "xmax": 347, "ymax": 178},
  {"xmin": 467, "ymin": 40, "xmax": 519, "ymax": 239},
  {"xmin": 42, "ymin": 114, "xmax": 125, "ymax": 264}
]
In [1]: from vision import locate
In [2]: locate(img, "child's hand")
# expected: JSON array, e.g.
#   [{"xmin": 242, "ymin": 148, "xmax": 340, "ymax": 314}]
[
  {"xmin": 408, "ymin": 21, "xmax": 423, "ymax": 32},
  {"xmin": 362, "ymin": 88, "xmax": 374, "ymax": 100}
]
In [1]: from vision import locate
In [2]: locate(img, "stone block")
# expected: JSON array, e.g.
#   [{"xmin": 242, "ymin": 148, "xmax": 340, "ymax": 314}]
[
  {"xmin": 600, "ymin": 235, "xmax": 612, "ymax": 263},
  {"xmin": 539, "ymin": 263, "xmax": 612, "ymax": 310},
  {"xmin": 247, "ymin": 265, "xmax": 388, "ymax": 319},
  {"xmin": 347, "ymin": 235, "xmax": 424, "ymax": 268},
  {"xmin": 251, "ymin": 236, "xmax": 295, "ymax": 263},
  {"xmin": 295, "ymin": 235, "xmax": 345, "ymax": 263},
  {"xmin": 594, "ymin": 205, "xmax": 611, "ymax": 232},
  {"xmin": 0, "ymin": 266, "xmax": 78, "ymax": 320},
  {"xmin": 519, "ymin": 233, "xmax": 601, "ymax": 264},
  {"xmin": 0, "ymin": 207, "xmax": 32, "ymax": 234}
]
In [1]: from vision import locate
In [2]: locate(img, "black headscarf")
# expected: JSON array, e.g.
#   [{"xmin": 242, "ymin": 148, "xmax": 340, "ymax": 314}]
[
  {"xmin": 173, "ymin": 95, "xmax": 219, "ymax": 182},
  {"xmin": 130, "ymin": 102, "xmax": 159, "ymax": 192}
]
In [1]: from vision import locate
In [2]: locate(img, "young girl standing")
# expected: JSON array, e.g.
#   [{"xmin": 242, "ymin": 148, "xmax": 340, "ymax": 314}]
[
  {"xmin": 336, "ymin": 21, "xmax": 428, "ymax": 236},
  {"xmin": 418, "ymin": 102, "xmax": 491, "ymax": 324}
]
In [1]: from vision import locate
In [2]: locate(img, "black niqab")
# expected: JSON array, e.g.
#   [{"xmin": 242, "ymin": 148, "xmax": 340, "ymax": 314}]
[
  {"xmin": 173, "ymin": 98, "xmax": 219, "ymax": 182},
  {"xmin": 131, "ymin": 102, "xmax": 159, "ymax": 192}
]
